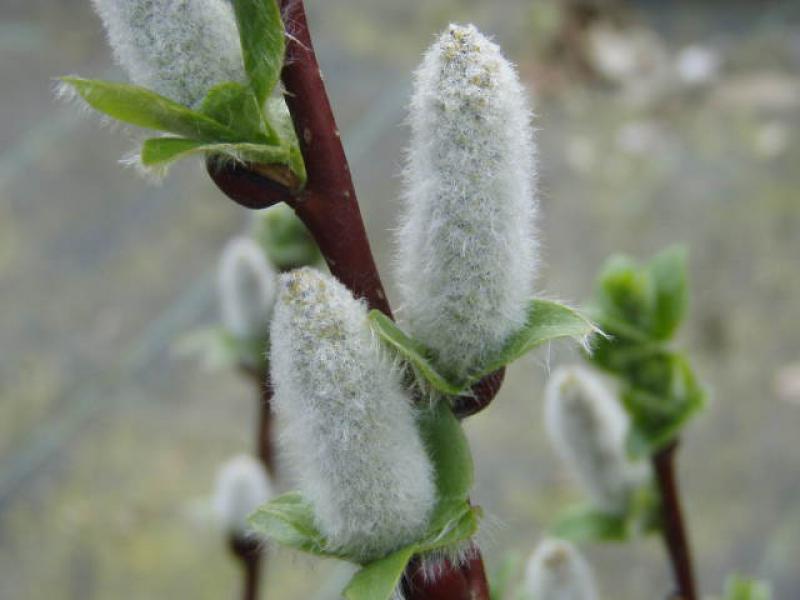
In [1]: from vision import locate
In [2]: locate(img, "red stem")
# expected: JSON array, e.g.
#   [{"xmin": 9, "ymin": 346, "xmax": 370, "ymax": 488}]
[
  {"xmin": 229, "ymin": 536, "xmax": 263, "ymax": 600},
  {"xmin": 652, "ymin": 441, "xmax": 698, "ymax": 600},
  {"xmin": 208, "ymin": 1, "xmax": 498, "ymax": 597}
]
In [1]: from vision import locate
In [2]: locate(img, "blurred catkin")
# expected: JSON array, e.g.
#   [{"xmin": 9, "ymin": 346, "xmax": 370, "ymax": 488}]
[
  {"xmin": 218, "ymin": 237, "xmax": 278, "ymax": 342},
  {"xmin": 544, "ymin": 365, "xmax": 649, "ymax": 515},
  {"xmin": 212, "ymin": 454, "xmax": 273, "ymax": 538},
  {"xmin": 524, "ymin": 538, "xmax": 599, "ymax": 600}
]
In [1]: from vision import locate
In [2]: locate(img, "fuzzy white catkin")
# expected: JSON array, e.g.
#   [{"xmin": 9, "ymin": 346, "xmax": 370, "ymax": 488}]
[
  {"xmin": 91, "ymin": 0, "xmax": 245, "ymax": 107},
  {"xmin": 218, "ymin": 237, "xmax": 278, "ymax": 341},
  {"xmin": 396, "ymin": 24, "xmax": 538, "ymax": 383},
  {"xmin": 524, "ymin": 538, "xmax": 599, "ymax": 600},
  {"xmin": 212, "ymin": 454, "xmax": 273, "ymax": 537},
  {"xmin": 544, "ymin": 366, "xmax": 649, "ymax": 515},
  {"xmin": 270, "ymin": 267, "xmax": 436, "ymax": 563}
]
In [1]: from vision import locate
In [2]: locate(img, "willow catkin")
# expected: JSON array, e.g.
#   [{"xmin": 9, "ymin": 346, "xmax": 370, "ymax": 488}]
[
  {"xmin": 218, "ymin": 237, "xmax": 278, "ymax": 342},
  {"xmin": 524, "ymin": 538, "xmax": 599, "ymax": 600},
  {"xmin": 397, "ymin": 24, "xmax": 538, "ymax": 383},
  {"xmin": 270, "ymin": 268, "xmax": 436, "ymax": 563},
  {"xmin": 212, "ymin": 454, "xmax": 273, "ymax": 538},
  {"xmin": 544, "ymin": 365, "xmax": 649, "ymax": 515},
  {"xmin": 91, "ymin": 0, "xmax": 245, "ymax": 107}
]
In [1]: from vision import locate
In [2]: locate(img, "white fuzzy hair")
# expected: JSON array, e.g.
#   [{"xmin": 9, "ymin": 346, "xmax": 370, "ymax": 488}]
[
  {"xmin": 270, "ymin": 268, "xmax": 437, "ymax": 563},
  {"xmin": 523, "ymin": 538, "xmax": 599, "ymax": 600},
  {"xmin": 396, "ymin": 24, "xmax": 538, "ymax": 384},
  {"xmin": 212, "ymin": 454, "xmax": 273, "ymax": 537},
  {"xmin": 218, "ymin": 236, "xmax": 278, "ymax": 341},
  {"xmin": 544, "ymin": 366, "xmax": 650, "ymax": 515},
  {"xmin": 91, "ymin": 0, "xmax": 246, "ymax": 107}
]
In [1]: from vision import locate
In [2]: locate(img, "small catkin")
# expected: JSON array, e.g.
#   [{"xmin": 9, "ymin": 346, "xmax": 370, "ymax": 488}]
[
  {"xmin": 218, "ymin": 237, "xmax": 278, "ymax": 341},
  {"xmin": 91, "ymin": 0, "xmax": 245, "ymax": 107},
  {"xmin": 544, "ymin": 365, "xmax": 649, "ymax": 515},
  {"xmin": 396, "ymin": 24, "xmax": 538, "ymax": 384},
  {"xmin": 524, "ymin": 538, "xmax": 599, "ymax": 600},
  {"xmin": 270, "ymin": 267, "xmax": 436, "ymax": 563},
  {"xmin": 213, "ymin": 454, "xmax": 273, "ymax": 538}
]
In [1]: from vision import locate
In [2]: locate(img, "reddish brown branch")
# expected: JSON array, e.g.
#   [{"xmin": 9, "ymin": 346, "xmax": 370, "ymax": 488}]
[
  {"xmin": 652, "ymin": 441, "xmax": 698, "ymax": 600},
  {"xmin": 229, "ymin": 536, "xmax": 263, "ymax": 600}
]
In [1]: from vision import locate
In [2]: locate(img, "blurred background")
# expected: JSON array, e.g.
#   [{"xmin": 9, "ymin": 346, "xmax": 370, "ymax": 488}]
[{"xmin": 1, "ymin": 0, "xmax": 799, "ymax": 598}]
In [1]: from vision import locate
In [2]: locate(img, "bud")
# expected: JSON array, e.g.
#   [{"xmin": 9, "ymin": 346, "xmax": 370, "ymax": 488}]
[
  {"xmin": 218, "ymin": 237, "xmax": 278, "ymax": 342},
  {"xmin": 524, "ymin": 538, "xmax": 599, "ymax": 600},
  {"xmin": 270, "ymin": 268, "xmax": 436, "ymax": 562},
  {"xmin": 544, "ymin": 366, "xmax": 648, "ymax": 514},
  {"xmin": 396, "ymin": 24, "xmax": 538, "ymax": 383},
  {"xmin": 91, "ymin": 0, "xmax": 245, "ymax": 107},
  {"xmin": 213, "ymin": 454, "xmax": 273, "ymax": 538}
]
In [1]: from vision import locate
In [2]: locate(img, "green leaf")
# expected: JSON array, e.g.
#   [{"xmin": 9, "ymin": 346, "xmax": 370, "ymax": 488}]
[
  {"xmin": 489, "ymin": 552, "xmax": 523, "ymax": 600},
  {"xmin": 199, "ymin": 82, "xmax": 277, "ymax": 143},
  {"xmin": 550, "ymin": 505, "xmax": 630, "ymax": 542},
  {"xmin": 141, "ymin": 138, "xmax": 290, "ymax": 167},
  {"xmin": 595, "ymin": 255, "xmax": 655, "ymax": 334},
  {"xmin": 61, "ymin": 77, "xmax": 237, "ymax": 141},
  {"xmin": 623, "ymin": 354, "xmax": 707, "ymax": 456},
  {"xmin": 265, "ymin": 97, "xmax": 307, "ymax": 183},
  {"xmin": 369, "ymin": 299, "xmax": 596, "ymax": 396},
  {"xmin": 232, "ymin": 0, "xmax": 285, "ymax": 106},
  {"xmin": 248, "ymin": 492, "xmax": 346, "ymax": 558},
  {"xmin": 343, "ymin": 545, "xmax": 416, "ymax": 600},
  {"xmin": 367, "ymin": 311, "xmax": 464, "ymax": 395},
  {"xmin": 724, "ymin": 574, "xmax": 772, "ymax": 600},
  {"xmin": 647, "ymin": 245, "xmax": 688, "ymax": 340},
  {"xmin": 253, "ymin": 203, "xmax": 321, "ymax": 270},
  {"xmin": 419, "ymin": 401, "xmax": 474, "ymax": 505},
  {"xmin": 475, "ymin": 299, "xmax": 598, "ymax": 379}
]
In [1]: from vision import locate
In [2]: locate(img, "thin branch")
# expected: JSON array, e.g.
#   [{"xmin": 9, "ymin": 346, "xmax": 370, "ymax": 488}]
[
  {"xmin": 652, "ymin": 441, "xmax": 698, "ymax": 600},
  {"xmin": 229, "ymin": 536, "xmax": 263, "ymax": 600}
]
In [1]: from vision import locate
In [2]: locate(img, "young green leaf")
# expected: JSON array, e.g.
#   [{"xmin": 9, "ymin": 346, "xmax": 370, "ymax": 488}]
[
  {"xmin": 369, "ymin": 299, "xmax": 597, "ymax": 396},
  {"xmin": 141, "ymin": 138, "xmax": 290, "ymax": 167},
  {"xmin": 232, "ymin": 0, "xmax": 285, "ymax": 106},
  {"xmin": 622, "ymin": 355, "xmax": 707, "ymax": 456},
  {"xmin": 367, "ymin": 310, "xmax": 464, "ymax": 395},
  {"xmin": 343, "ymin": 545, "xmax": 417, "ymax": 600},
  {"xmin": 724, "ymin": 574, "xmax": 772, "ymax": 600},
  {"xmin": 419, "ymin": 401, "xmax": 474, "ymax": 504},
  {"xmin": 647, "ymin": 245, "xmax": 688, "ymax": 340},
  {"xmin": 248, "ymin": 492, "xmax": 347, "ymax": 559},
  {"xmin": 199, "ymin": 82, "xmax": 277, "ymax": 143},
  {"xmin": 489, "ymin": 552, "xmax": 523, "ymax": 600},
  {"xmin": 61, "ymin": 77, "xmax": 237, "ymax": 141},
  {"xmin": 595, "ymin": 255, "xmax": 655, "ymax": 334},
  {"xmin": 550, "ymin": 505, "xmax": 630, "ymax": 542},
  {"xmin": 474, "ymin": 299, "xmax": 598, "ymax": 379},
  {"xmin": 253, "ymin": 204, "xmax": 321, "ymax": 270}
]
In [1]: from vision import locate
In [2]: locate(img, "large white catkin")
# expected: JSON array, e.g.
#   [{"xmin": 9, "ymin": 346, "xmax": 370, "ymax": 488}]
[
  {"xmin": 218, "ymin": 237, "xmax": 278, "ymax": 341},
  {"xmin": 544, "ymin": 366, "xmax": 649, "ymax": 515},
  {"xmin": 270, "ymin": 268, "xmax": 436, "ymax": 563},
  {"xmin": 396, "ymin": 24, "xmax": 538, "ymax": 383},
  {"xmin": 212, "ymin": 454, "xmax": 273, "ymax": 538},
  {"xmin": 91, "ymin": 0, "xmax": 246, "ymax": 107},
  {"xmin": 524, "ymin": 538, "xmax": 599, "ymax": 600}
]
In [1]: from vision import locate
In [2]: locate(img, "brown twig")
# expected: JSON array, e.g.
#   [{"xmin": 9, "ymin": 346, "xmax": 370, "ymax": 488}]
[
  {"xmin": 229, "ymin": 535, "xmax": 263, "ymax": 600},
  {"xmin": 652, "ymin": 441, "xmax": 698, "ymax": 600},
  {"xmin": 207, "ymin": 1, "xmax": 498, "ymax": 597}
]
